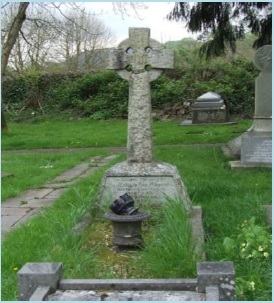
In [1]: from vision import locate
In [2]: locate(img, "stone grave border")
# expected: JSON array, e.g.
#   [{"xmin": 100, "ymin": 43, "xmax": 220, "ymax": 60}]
[{"xmin": 17, "ymin": 261, "xmax": 235, "ymax": 301}]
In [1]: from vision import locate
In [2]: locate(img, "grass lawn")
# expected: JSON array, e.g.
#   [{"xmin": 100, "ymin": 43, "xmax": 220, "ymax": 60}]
[
  {"xmin": 2, "ymin": 118, "xmax": 252, "ymax": 150},
  {"xmin": 1, "ymin": 149, "xmax": 110, "ymax": 201},
  {"xmin": 1, "ymin": 118, "xmax": 271, "ymax": 301}
]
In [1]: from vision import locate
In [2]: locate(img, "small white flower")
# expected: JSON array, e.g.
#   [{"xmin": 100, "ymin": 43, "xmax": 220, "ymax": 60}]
[
  {"xmin": 258, "ymin": 246, "xmax": 264, "ymax": 252},
  {"xmin": 249, "ymin": 281, "xmax": 255, "ymax": 291},
  {"xmin": 40, "ymin": 165, "xmax": 53, "ymax": 169}
]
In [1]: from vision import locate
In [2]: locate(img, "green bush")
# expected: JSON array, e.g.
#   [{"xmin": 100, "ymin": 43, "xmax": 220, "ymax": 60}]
[{"xmin": 2, "ymin": 56, "xmax": 259, "ymax": 121}]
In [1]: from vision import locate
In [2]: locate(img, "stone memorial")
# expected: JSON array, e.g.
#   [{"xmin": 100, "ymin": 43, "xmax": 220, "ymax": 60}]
[
  {"xmin": 229, "ymin": 45, "xmax": 272, "ymax": 168},
  {"xmin": 98, "ymin": 28, "xmax": 191, "ymax": 211},
  {"xmin": 192, "ymin": 92, "xmax": 228, "ymax": 124}
]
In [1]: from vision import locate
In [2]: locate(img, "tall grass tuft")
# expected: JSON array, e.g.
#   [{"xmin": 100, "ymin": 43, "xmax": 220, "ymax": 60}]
[{"xmin": 139, "ymin": 198, "xmax": 200, "ymax": 278}]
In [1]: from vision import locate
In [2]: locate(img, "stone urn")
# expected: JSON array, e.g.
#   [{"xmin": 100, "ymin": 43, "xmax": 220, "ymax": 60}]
[{"xmin": 104, "ymin": 211, "xmax": 150, "ymax": 249}]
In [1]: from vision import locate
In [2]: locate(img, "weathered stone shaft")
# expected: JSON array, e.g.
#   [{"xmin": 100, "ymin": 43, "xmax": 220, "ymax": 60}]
[{"xmin": 127, "ymin": 72, "xmax": 152, "ymax": 163}]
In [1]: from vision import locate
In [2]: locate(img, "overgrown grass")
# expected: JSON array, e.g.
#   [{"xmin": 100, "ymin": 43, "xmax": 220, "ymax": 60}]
[
  {"xmin": 138, "ymin": 198, "xmax": 199, "ymax": 278},
  {"xmin": 1, "ymin": 146, "xmax": 271, "ymax": 301},
  {"xmin": 2, "ymin": 118, "xmax": 252, "ymax": 150},
  {"xmin": 1, "ymin": 150, "xmax": 110, "ymax": 201}
]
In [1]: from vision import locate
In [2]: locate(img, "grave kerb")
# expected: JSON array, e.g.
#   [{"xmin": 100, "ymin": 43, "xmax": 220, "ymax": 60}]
[{"xmin": 17, "ymin": 261, "xmax": 236, "ymax": 301}]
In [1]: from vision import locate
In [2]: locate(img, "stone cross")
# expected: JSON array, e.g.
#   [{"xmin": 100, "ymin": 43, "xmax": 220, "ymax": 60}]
[{"xmin": 108, "ymin": 28, "xmax": 174, "ymax": 163}]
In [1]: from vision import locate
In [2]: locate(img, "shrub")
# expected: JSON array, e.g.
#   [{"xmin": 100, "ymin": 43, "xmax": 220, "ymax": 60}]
[
  {"xmin": 3, "ymin": 56, "xmax": 259, "ymax": 120},
  {"xmin": 223, "ymin": 217, "xmax": 272, "ymax": 300}
]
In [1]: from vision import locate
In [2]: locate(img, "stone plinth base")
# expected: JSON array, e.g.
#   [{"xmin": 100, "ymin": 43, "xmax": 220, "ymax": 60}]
[
  {"xmin": 98, "ymin": 161, "xmax": 191, "ymax": 211},
  {"xmin": 252, "ymin": 116, "xmax": 272, "ymax": 132},
  {"xmin": 192, "ymin": 107, "xmax": 227, "ymax": 124},
  {"xmin": 181, "ymin": 120, "xmax": 235, "ymax": 126},
  {"xmin": 229, "ymin": 160, "xmax": 271, "ymax": 170},
  {"xmin": 241, "ymin": 131, "xmax": 272, "ymax": 165}
]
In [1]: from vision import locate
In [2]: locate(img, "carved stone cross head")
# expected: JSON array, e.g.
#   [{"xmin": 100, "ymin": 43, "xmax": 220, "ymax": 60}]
[{"xmin": 108, "ymin": 27, "xmax": 174, "ymax": 81}]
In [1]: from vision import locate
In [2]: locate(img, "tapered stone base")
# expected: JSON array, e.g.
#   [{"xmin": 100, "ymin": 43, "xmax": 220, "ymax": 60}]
[{"xmin": 98, "ymin": 161, "xmax": 191, "ymax": 212}]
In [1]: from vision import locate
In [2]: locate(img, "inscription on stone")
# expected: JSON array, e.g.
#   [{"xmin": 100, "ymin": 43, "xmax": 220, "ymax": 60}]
[
  {"xmin": 244, "ymin": 140, "xmax": 272, "ymax": 163},
  {"xmin": 102, "ymin": 176, "xmax": 179, "ymax": 202}
]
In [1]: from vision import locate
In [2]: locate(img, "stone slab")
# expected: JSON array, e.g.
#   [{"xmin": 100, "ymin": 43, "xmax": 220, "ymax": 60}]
[
  {"xmin": 98, "ymin": 161, "xmax": 191, "ymax": 211},
  {"xmin": 1, "ymin": 215, "xmax": 23, "ymax": 229},
  {"xmin": 1, "ymin": 172, "xmax": 13, "ymax": 178},
  {"xmin": 13, "ymin": 209, "xmax": 41, "ymax": 227},
  {"xmin": 241, "ymin": 131, "xmax": 272, "ymax": 165},
  {"xmin": 229, "ymin": 160, "xmax": 272, "ymax": 170},
  {"xmin": 190, "ymin": 206, "xmax": 205, "ymax": 258},
  {"xmin": 1, "ymin": 207, "xmax": 31, "ymax": 216},
  {"xmin": 47, "ymin": 289, "xmax": 204, "ymax": 301},
  {"xmin": 14, "ymin": 198, "xmax": 55, "ymax": 208},
  {"xmin": 52, "ymin": 163, "xmax": 89, "ymax": 182},
  {"xmin": 29, "ymin": 286, "xmax": 52, "ymax": 301},
  {"xmin": 2, "ymin": 189, "xmax": 55, "ymax": 205},
  {"xmin": 59, "ymin": 278, "xmax": 197, "ymax": 291},
  {"xmin": 43, "ymin": 182, "xmax": 75, "ymax": 189},
  {"xmin": 44, "ymin": 188, "xmax": 66, "ymax": 199}
]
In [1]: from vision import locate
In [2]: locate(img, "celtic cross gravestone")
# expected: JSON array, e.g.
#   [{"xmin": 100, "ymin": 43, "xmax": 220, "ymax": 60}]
[
  {"xmin": 98, "ymin": 28, "xmax": 191, "ymax": 211},
  {"xmin": 108, "ymin": 28, "xmax": 173, "ymax": 163}
]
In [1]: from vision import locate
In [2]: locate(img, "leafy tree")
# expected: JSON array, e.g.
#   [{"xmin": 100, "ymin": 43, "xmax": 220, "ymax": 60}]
[
  {"xmin": 167, "ymin": 2, "xmax": 272, "ymax": 58},
  {"xmin": 1, "ymin": 2, "xmax": 145, "ymax": 130}
]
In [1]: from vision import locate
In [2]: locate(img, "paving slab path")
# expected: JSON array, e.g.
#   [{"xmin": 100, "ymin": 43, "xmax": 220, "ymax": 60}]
[
  {"xmin": 1, "ymin": 144, "xmax": 222, "ymax": 241},
  {"xmin": 1, "ymin": 154, "xmax": 119, "ymax": 240}
]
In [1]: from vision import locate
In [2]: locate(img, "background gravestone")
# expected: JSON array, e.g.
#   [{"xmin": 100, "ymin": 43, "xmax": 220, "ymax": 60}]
[
  {"xmin": 192, "ymin": 92, "xmax": 228, "ymax": 124},
  {"xmin": 98, "ymin": 28, "xmax": 191, "ymax": 211},
  {"xmin": 228, "ymin": 45, "xmax": 272, "ymax": 168}
]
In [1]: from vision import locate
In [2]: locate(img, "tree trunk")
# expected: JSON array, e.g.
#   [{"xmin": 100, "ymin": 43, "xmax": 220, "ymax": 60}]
[{"xmin": 1, "ymin": 2, "xmax": 29, "ymax": 131}]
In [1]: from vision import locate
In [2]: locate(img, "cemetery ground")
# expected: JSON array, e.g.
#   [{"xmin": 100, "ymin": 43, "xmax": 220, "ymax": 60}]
[{"xmin": 1, "ymin": 118, "xmax": 272, "ymax": 301}]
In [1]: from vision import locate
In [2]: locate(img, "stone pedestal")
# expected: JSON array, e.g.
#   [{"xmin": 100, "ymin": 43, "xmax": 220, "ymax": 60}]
[
  {"xmin": 99, "ymin": 161, "xmax": 191, "ymax": 212},
  {"xmin": 104, "ymin": 211, "xmax": 150, "ymax": 248},
  {"xmin": 192, "ymin": 92, "xmax": 227, "ymax": 124}
]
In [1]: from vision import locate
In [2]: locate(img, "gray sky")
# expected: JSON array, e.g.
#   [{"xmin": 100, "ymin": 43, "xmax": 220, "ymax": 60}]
[{"xmin": 83, "ymin": 2, "xmax": 195, "ymax": 45}]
